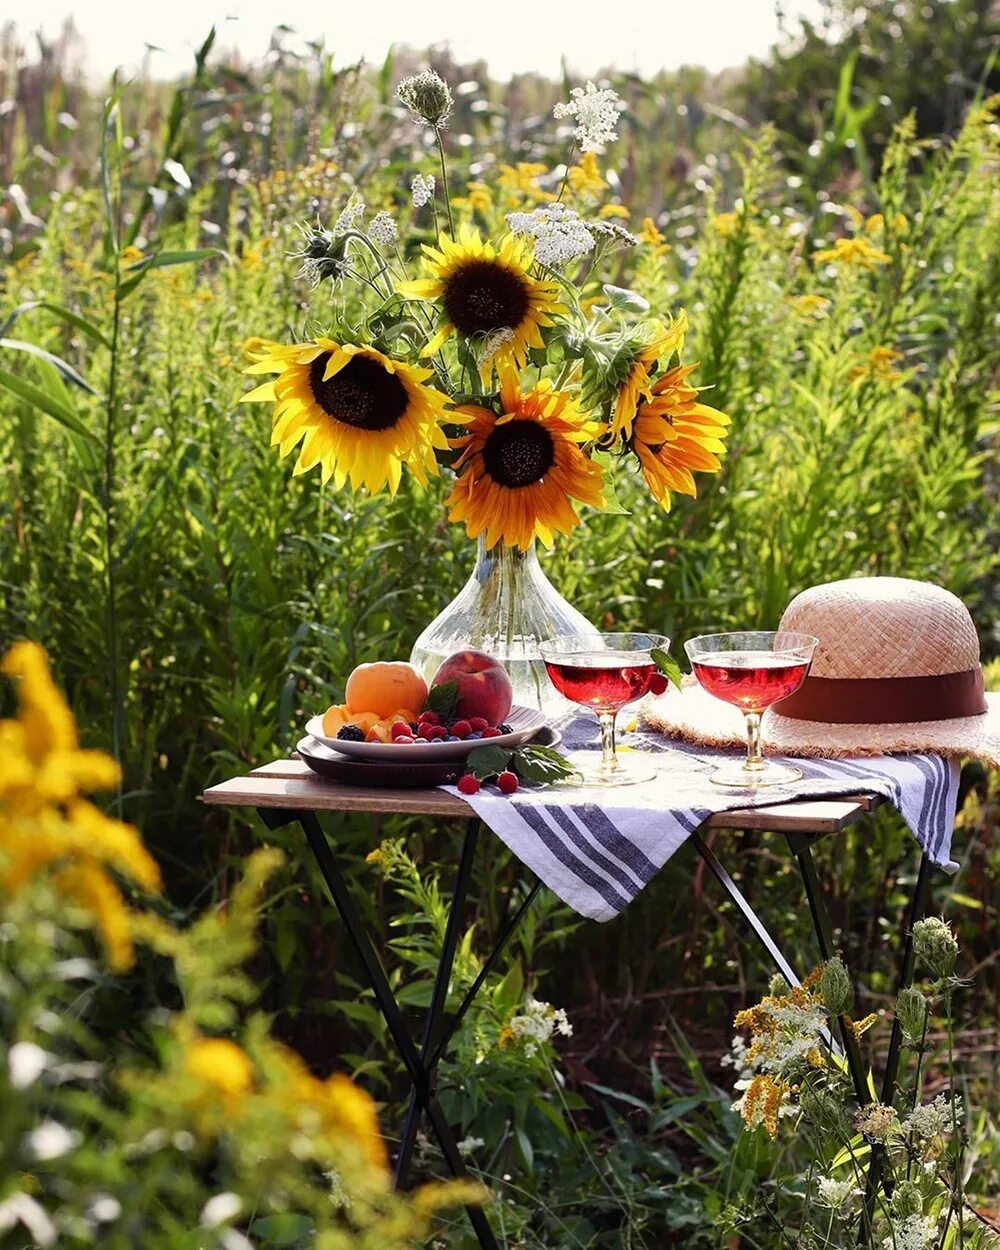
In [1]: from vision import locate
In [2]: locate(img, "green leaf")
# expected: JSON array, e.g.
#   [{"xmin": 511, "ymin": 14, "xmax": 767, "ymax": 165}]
[
  {"xmin": 0, "ymin": 301, "xmax": 111, "ymax": 350},
  {"xmin": 511, "ymin": 744, "xmax": 580, "ymax": 785},
  {"xmin": 0, "ymin": 337, "xmax": 97, "ymax": 394},
  {"xmin": 466, "ymin": 745, "xmax": 512, "ymax": 781},
  {"xmin": 602, "ymin": 284, "xmax": 650, "ymax": 314},
  {"xmin": 651, "ymin": 647, "xmax": 684, "ymax": 692},
  {"xmin": 0, "ymin": 366, "xmax": 98, "ymax": 442},
  {"xmin": 425, "ymin": 679, "xmax": 459, "ymax": 721}
]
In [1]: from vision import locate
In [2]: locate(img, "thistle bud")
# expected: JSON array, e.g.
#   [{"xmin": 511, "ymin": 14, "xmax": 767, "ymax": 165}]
[
  {"xmin": 890, "ymin": 1180, "xmax": 924, "ymax": 1220},
  {"xmin": 396, "ymin": 71, "xmax": 453, "ymax": 128},
  {"xmin": 912, "ymin": 917, "xmax": 958, "ymax": 980},
  {"xmin": 895, "ymin": 984, "xmax": 929, "ymax": 1042},
  {"xmin": 820, "ymin": 956, "xmax": 854, "ymax": 1017}
]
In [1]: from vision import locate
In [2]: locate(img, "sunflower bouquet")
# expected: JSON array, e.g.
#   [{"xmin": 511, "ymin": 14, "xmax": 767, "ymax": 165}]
[{"xmin": 241, "ymin": 69, "xmax": 731, "ymax": 555}]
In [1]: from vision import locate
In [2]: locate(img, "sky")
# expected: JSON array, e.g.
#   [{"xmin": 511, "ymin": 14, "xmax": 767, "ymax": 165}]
[{"xmin": 4, "ymin": 0, "xmax": 829, "ymax": 81}]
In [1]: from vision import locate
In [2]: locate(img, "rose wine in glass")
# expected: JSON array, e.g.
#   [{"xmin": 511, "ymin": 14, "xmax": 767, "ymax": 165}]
[
  {"xmin": 540, "ymin": 632, "xmax": 669, "ymax": 786},
  {"xmin": 684, "ymin": 631, "xmax": 818, "ymax": 787}
]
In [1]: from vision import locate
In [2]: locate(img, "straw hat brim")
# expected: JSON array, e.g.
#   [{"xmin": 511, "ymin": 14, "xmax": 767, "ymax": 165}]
[{"xmin": 640, "ymin": 680, "xmax": 1000, "ymax": 769}]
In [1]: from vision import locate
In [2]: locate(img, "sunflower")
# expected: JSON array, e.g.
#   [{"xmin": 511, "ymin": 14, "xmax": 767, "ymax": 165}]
[
  {"xmin": 240, "ymin": 338, "xmax": 451, "ymax": 495},
  {"xmin": 631, "ymin": 363, "xmax": 731, "ymax": 511},
  {"xmin": 446, "ymin": 366, "xmax": 605, "ymax": 551},
  {"xmin": 608, "ymin": 310, "xmax": 688, "ymax": 442},
  {"xmin": 397, "ymin": 227, "xmax": 564, "ymax": 380}
]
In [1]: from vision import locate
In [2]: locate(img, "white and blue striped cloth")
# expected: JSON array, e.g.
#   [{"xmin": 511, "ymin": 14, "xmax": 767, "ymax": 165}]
[{"xmin": 447, "ymin": 713, "xmax": 961, "ymax": 922}]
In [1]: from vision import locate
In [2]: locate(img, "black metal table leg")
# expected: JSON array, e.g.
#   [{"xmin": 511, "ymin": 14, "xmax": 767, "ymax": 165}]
[
  {"xmin": 786, "ymin": 833, "xmax": 872, "ymax": 1107},
  {"xmin": 394, "ymin": 818, "xmax": 481, "ymax": 1189},
  {"xmin": 261, "ymin": 808, "xmax": 500, "ymax": 1250}
]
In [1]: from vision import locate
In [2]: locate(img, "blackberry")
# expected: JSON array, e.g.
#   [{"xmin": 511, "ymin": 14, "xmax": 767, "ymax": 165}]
[
  {"xmin": 498, "ymin": 723, "xmax": 513, "ymax": 735},
  {"xmin": 337, "ymin": 724, "xmax": 367, "ymax": 742}
]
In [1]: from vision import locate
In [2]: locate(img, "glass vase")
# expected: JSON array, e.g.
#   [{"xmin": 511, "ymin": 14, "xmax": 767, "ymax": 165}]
[{"xmin": 409, "ymin": 537, "xmax": 600, "ymax": 712}]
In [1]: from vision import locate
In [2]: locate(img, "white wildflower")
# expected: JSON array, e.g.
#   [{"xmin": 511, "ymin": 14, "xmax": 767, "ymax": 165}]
[
  {"xmin": 815, "ymin": 1177, "xmax": 861, "ymax": 1211},
  {"xmin": 882, "ymin": 1214, "xmax": 938, "ymax": 1250},
  {"xmin": 397, "ymin": 70, "xmax": 453, "ymax": 128},
  {"xmin": 200, "ymin": 1193, "xmax": 242, "ymax": 1227},
  {"xmin": 8, "ymin": 1041, "xmax": 49, "ymax": 1089},
  {"xmin": 507, "ymin": 996, "xmax": 572, "ymax": 1057},
  {"xmin": 411, "ymin": 174, "xmax": 436, "ymax": 208},
  {"xmin": 506, "ymin": 203, "xmax": 595, "ymax": 267},
  {"xmin": 25, "ymin": 1119, "xmax": 79, "ymax": 1161},
  {"xmin": 902, "ymin": 1093, "xmax": 963, "ymax": 1141},
  {"xmin": 854, "ymin": 1102, "xmax": 898, "ymax": 1143},
  {"xmin": 88, "ymin": 1195, "xmax": 121, "ymax": 1223},
  {"xmin": 553, "ymin": 81, "xmax": 626, "ymax": 152},
  {"xmin": 457, "ymin": 1136, "xmax": 486, "ymax": 1156},
  {"xmin": 334, "ymin": 194, "xmax": 365, "ymax": 235},
  {"xmin": 369, "ymin": 211, "xmax": 397, "ymax": 247},
  {"xmin": 0, "ymin": 1194, "xmax": 56, "ymax": 1247},
  {"xmin": 589, "ymin": 220, "xmax": 639, "ymax": 247},
  {"xmin": 220, "ymin": 1230, "xmax": 254, "ymax": 1250}
]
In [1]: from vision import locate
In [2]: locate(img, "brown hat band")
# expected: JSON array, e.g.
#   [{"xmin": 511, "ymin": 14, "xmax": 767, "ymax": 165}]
[{"xmin": 775, "ymin": 668, "xmax": 988, "ymax": 725}]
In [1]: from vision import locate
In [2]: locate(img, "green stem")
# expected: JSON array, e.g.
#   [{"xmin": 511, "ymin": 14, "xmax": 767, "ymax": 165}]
[
  {"xmin": 556, "ymin": 141, "xmax": 578, "ymax": 202},
  {"xmin": 434, "ymin": 127, "xmax": 456, "ymax": 239}
]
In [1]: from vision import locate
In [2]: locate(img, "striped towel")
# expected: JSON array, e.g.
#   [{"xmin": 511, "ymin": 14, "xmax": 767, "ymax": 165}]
[{"xmin": 446, "ymin": 713, "xmax": 960, "ymax": 922}]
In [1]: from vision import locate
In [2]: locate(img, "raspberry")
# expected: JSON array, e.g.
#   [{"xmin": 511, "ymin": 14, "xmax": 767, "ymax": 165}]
[
  {"xmin": 497, "ymin": 771, "xmax": 518, "ymax": 795},
  {"xmin": 418, "ymin": 710, "xmax": 441, "ymax": 725},
  {"xmin": 468, "ymin": 717, "xmax": 489, "ymax": 732},
  {"xmin": 450, "ymin": 719, "xmax": 472, "ymax": 739},
  {"xmin": 390, "ymin": 720, "xmax": 412, "ymax": 738},
  {"xmin": 649, "ymin": 672, "xmax": 669, "ymax": 696},
  {"xmin": 428, "ymin": 725, "xmax": 448, "ymax": 740},
  {"xmin": 336, "ymin": 725, "xmax": 366, "ymax": 742},
  {"xmin": 457, "ymin": 774, "xmax": 481, "ymax": 795},
  {"xmin": 393, "ymin": 734, "xmax": 415, "ymax": 744},
  {"xmin": 481, "ymin": 726, "xmax": 502, "ymax": 738}
]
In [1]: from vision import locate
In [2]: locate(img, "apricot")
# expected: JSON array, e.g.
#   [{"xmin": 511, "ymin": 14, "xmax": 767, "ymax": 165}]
[
  {"xmin": 365, "ymin": 723, "xmax": 393, "ymax": 744},
  {"xmin": 322, "ymin": 704, "xmax": 350, "ymax": 737},
  {"xmin": 347, "ymin": 711, "xmax": 381, "ymax": 732},
  {"xmin": 345, "ymin": 662, "xmax": 429, "ymax": 720}
]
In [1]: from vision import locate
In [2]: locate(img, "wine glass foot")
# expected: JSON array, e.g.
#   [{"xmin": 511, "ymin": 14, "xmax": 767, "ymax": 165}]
[
  {"xmin": 708, "ymin": 759, "xmax": 802, "ymax": 789},
  {"xmin": 573, "ymin": 753, "xmax": 657, "ymax": 787}
]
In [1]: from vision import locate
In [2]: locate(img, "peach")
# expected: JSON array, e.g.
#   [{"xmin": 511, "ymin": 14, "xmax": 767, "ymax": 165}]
[
  {"xmin": 345, "ymin": 662, "xmax": 429, "ymax": 720},
  {"xmin": 322, "ymin": 704, "xmax": 350, "ymax": 737},
  {"xmin": 365, "ymin": 723, "xmax": 393, "ymax": 744},
  {"xmin": 431, "ymin": 650, "xmax": 514, "ymax": 725}
]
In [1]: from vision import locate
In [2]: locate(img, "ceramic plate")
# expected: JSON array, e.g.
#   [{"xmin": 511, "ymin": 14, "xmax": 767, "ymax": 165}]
[{"xmin": 303, "ymin": 705, "xmax": 548, "ymax": 763}]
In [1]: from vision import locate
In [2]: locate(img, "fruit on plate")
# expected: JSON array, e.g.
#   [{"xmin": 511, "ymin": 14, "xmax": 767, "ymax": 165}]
[
  {"xmin": 345, "ymin": 662, "xmax": 428, "ymax": 720},
  {"xmin": 430, "ymin": 650, "xmax": 514, "ymax": 725}
]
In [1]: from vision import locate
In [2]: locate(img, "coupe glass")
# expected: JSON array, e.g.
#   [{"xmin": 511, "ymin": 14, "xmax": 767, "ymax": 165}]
[
  {"xmin": 684, "ymin": 631, "xmax": 818, "ymax": 788},
  {"xmin": 539, "ymin": 632, "xmax": 669, "ymax": 787}
]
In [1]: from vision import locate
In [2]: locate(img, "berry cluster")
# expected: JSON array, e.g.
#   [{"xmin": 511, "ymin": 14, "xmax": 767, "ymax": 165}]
[
  {"xmin": 457, "ymin": 771, "xmax": 519, "ymax": 796},
  {"xmin": 336, "ymin": 710, "xmax": 514, "ymax": 745}
]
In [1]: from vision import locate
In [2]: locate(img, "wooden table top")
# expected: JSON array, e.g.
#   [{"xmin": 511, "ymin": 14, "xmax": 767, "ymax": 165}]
[{"xmin": 202, "ymin": 758, "xmax": 883, "ymax": 835}]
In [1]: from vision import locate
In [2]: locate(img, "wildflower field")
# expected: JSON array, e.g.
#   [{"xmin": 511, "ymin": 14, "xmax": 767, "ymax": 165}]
[{"xmin": 1, "ymin": 1, "xmax": 999, "ymax": 1246}]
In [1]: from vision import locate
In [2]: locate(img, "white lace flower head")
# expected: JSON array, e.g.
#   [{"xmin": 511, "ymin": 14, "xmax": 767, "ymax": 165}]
[
  {"xmin": 506, "ymin": 203, "xmax": 595, "ymax": 267},
  {"xmin": 554, "ymin": 81, "xmax": 626, "ymax": 152},
  {"xmin": 369, "ymin": 211, "xmax": 398, "ymax": 247},
  {"xmin": 411, "ymin": 174, "xmax": 436, "ymax": 208}
]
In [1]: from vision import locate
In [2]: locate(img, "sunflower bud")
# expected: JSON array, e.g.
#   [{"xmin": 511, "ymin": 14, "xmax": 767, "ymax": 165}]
[
  {"xmin": 890, "ymin": 1180, "xmax": 924, "ymax": 1220},
  {"xmin": 820, "ymin": 956, "xmax": 853, "ymax": 1017},
  {"xmin": 912, "ymin": 917, "xmax": 959, "ymax": 980},
  {"xmin": 396, "ymin": 71, "xmax": 453, "ymax": 128},
  {"xmin": 895, "ymin": 984, "xmax": 929, "ymax": 1042}
]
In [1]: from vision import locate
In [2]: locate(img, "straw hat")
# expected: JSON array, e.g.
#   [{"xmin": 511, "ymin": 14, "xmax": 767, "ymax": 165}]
[{"xmin": 642, "ymin": 577, "xmax": 999, "ymax": 767}]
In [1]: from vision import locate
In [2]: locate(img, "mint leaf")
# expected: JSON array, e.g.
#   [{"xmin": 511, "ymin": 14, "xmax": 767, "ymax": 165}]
[
  {"xmin": 466, "ymin": 745, "xmax": 512, "ymax": 780},
  {"xmin": 425, "ymin": 679, "xmax": 459, "ymax": 720},
  {"xmin": 650, "ymin": 647, "xmax": 683, "ymax": 692},
  {"xmin": 511, "ymin": 745, "xmax": 581, "ymax": 786}
]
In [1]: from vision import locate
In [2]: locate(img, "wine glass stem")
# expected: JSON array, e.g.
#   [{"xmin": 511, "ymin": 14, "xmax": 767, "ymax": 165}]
[
  {"xmin": 598, "ymin": 710, "xmax": 618, "ymax": 772},
  {"xmin": 744, "ymin": 711, "xmax": 764, "ymax": 772}
]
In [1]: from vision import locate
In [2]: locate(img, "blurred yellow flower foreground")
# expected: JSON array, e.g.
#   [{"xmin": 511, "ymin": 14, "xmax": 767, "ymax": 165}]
[{"xmin": 0, "ymin": 643, "xmax": 481, "ymax": 1244}]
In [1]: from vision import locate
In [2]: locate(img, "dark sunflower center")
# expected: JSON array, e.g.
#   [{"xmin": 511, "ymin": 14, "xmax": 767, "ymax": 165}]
[
  {"xmin": 307, "ymin": 353, "xmax": 408, "ymax": 431},
  {"xmin": 482, "ymin": 419, "xmax": 555, "ymax": 488},
  {"xmin": 442, "ymin": 260, "xmax": 530, "ymax": 337}
]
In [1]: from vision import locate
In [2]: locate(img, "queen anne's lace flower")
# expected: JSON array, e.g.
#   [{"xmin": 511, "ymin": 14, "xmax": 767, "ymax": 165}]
[
  {"xmin": 506, "ymin": 203, "xmax": 595, "ymax": 267},
  {"xmin": 504, "ymin": 996, "xmax": 572, "ymax": 1057},
  {"xmin": 334, "ymin": 194, "xmax": 365, "ymax": 235},
  {"xmin": 902, "ymin": 1093, "xmax": 963, "ymax": 1140},
  {"xmin": 369, "ymin": 211, "xmax": 398, "ymax": 247},
  {"xmin": 882, "ymin": 1215, "xmax": 938, "ymax": 1250},
  {"xmin": 554, "ymin": 81, "xmax": 626, "ymax": 152},
  {"xmin": 815, "ymin": 1177, "xmax": 861, "ymax": 1210},
  {"xmin": 855, "ymin": 1102, "xmax": 898, "ymax": 1142},
  {"xmin": 411, "ymin": 174, "xmax": 436, "ymax": 208}
]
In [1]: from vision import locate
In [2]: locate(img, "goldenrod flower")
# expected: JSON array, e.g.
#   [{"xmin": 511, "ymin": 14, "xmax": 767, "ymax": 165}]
[
  {"xmin": 446, "ymin": 364, "xmax": 605, "ymax": 551},
  {"xmin": 567, "ymin": 151, "xmax": 607, "ymax": 199},
  {"xmin": 631, "ymin": 363, "xmax": 731, "ymax": 511},
  {"xmin": 789, "ymin": 294, "xmax": 830, "ymax": 319},
  {"xmin": 497, "ymin": 162, "xmax": 555, "ymax": 203},
  {"xmin": 711, "ymin": 212, "xmax": 740, "ymax": 238},
  {"xmin": 598, "ymin": 203, "xmax": 630, "ymax": 220},
  {"xmin": 639, "ymin": 216, "xmax": 670, "ymax": 258},
  {"xmin": 398, "ymin": 227, "xmax": 564, "ymax": 380},
  {"xmin": 813, "ymin": 236, "xmax": 891, "ymax": 270},
  {"xmin": 241, "ymin": 339, "xmax": 451, "ymax": 495},
  {"xmin": 850, "ymin": 345, "xmax": 904, "ymax": 383},
  {"xmin": 608, "ymin": 312, "xmax": 688, "ymax": 441},
  {"xmin": 186, "ymin": 1037, "xmax": 255, "ymax": 1105}
]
